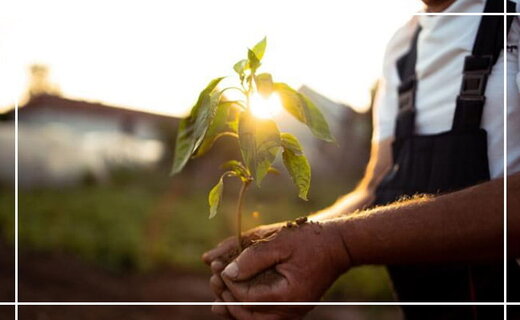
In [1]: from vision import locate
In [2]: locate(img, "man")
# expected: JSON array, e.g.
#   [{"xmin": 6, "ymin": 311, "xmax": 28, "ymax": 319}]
[{"xmin": 203, "ymin": 0, "xmax": 520, "ymax": 319}]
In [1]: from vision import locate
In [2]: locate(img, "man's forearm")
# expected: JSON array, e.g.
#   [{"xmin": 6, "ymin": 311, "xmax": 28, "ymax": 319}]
[{"xmin": 336, "ymin": 176, "xmax": 508, "ymax": 266}]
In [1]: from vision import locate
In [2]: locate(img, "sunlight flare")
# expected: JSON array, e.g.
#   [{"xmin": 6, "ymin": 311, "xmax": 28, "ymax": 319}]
[{"xmin": 249, "ymin": 92, "xmax": 282, "ymax": 119}]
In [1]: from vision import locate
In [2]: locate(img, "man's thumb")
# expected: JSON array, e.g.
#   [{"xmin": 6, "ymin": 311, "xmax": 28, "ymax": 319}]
[{"xmin": 221, "ymin": 244, "xmax": 279, "ymax": 281}]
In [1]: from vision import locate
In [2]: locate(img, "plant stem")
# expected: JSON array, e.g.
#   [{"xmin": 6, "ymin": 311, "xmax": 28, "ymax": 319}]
[
  {"xmin": 234, "ymin": 70, "xmax": 254, "ymax": 252},
  {"xmin": 236, "ymin": 180, "xmax": 250, "ymax": 252}
]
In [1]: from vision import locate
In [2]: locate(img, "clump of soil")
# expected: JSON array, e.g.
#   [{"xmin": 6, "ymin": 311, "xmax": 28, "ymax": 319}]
[
  {"xmin": 221, "ymin": 216, "xmax": 311, "ymax": 286},
  {"xmin": 284, "ymin": 216, "xmax": 308, "ymax": 229},
  {"xmin": 219, "ymin": 237, "xmax": 254, "ymax": 268},
  {"xmin": 219, "ymin": 236, "xmax": 280, "ymax": 286}
]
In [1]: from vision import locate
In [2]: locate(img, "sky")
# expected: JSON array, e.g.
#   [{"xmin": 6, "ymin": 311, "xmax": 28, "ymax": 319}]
[{"xmin": 0, "ymin": 0, "xmax": 422, "ymax": 116}]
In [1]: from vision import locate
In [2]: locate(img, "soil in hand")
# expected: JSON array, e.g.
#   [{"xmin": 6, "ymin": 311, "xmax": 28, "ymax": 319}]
[{"xmin": 221, "ymin": 216, "xmax": 312, "ymax": 287}]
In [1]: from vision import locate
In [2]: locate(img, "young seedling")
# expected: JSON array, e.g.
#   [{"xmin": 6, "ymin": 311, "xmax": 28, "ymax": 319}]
[{"xmin": 171, "ymin": 37, "xmax": 334, "ymax": 252}]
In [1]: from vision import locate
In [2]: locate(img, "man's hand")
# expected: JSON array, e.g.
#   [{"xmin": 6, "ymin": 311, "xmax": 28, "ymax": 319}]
[
  {"xmin": 219, "ymin": 221, "xmax": 351, "ymax": 319},
  {"xmin": 202, "ymin": 222, "xmax": 284, "ymax": 300}
]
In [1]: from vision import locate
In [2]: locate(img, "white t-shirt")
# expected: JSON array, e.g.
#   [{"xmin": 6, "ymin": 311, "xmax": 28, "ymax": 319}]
[{"xmin": 373, "ymin": 4, "xmax": 520, "ymax": 179}]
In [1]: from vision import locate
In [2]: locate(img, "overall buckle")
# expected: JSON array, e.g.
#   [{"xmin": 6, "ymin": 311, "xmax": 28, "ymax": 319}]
[
  {"xmin": 453, "ymin": 55, "xmax": 492, "ymax": 132},
  {"xmin": 459, "ymin": 55, "xmax": 493, "ymax": 99},
  {"xmin": 460, "ymin": 72, "xmax": 488, "ymax": 98},
  {"xmin": 398, "ymin": 76, "xmax": 416, "ymax": 111}
]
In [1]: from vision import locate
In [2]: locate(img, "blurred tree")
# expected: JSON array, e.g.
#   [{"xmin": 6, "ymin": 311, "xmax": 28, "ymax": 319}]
[{"xmin": 27, "ymin": 64, "xmax": 61, "ymax": 97}]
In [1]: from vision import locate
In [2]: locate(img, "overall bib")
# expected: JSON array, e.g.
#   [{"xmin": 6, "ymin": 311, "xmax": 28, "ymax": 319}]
[{"xmin": 373, "ymin": 1, "xmax": 509, "ymax": 318}]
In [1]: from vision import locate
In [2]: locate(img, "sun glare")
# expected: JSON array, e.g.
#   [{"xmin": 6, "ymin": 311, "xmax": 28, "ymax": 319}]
[{"xmin": 249, "ymin": 92, "xmax": 282, "ymax": 119}]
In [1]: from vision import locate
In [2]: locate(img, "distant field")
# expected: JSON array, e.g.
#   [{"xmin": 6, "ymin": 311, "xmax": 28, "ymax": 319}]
[
  {"xmin": 4, "ymin": 168, "xmax": 394, "ymax": 301},
  {"xmin": 0, "ymin": 188, "xmax": 14, "ymax": 245}
]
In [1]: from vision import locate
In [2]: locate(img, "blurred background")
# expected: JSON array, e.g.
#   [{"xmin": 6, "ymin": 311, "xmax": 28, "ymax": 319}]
[
  {"xmin": 0, "ymin": 0, "xmax": 428, "ymax": 317},
  {"xmin": 17, "ymin": 306, "xmax": 507, "ymax": 320},
  {"xmin": 7, "ymin": 65, "xmax": 389, "ymax": 303},
  {"xmin": 0, "ymin": 97, "xmax": 14, "ymax": 301},
  {"xmin": 19, "ymin": 306, "xmax": 404, "ymax": 320},
  {"xmin": 0, "ymin": 306, "xmax": 14, "ymax": 320}
]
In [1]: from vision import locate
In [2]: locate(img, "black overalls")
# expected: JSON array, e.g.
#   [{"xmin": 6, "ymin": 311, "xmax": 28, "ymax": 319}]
[{"xmin": 372, "ymin": 2, "xmax": 509, "ymax": 319}]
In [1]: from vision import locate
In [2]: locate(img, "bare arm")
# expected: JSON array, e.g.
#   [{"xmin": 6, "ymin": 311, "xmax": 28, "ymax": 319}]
[
  {"xmin": 338, "ymin": 173, "xmax": 519, "ymax": 265},
  {"xmin": 219, "ymin": 175, "xmax": 514, "ymax": 312}
]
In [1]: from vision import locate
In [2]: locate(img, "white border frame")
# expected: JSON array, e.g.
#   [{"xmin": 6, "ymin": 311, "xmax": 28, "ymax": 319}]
[{"xmin": 8, "ymin": 5, "xmax": 519, "ymax": 320}]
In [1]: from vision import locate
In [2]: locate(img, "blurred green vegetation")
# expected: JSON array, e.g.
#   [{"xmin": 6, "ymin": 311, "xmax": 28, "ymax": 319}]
[
  {"xmin": 0, "ymin": 188, "xmax": 14, "ymax": 245},
  {"xmin": 9, "ymin": 167, "xmax": 394, "ymax": 301}
]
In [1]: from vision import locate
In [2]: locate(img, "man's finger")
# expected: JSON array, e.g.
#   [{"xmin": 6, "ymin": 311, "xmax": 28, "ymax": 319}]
[
  {"xmin": 221, "ymin": 242, "xmax": 284, "ymax": 282},
  {"xmin": 221, "ymin": 291, "xmax": 254, "ymax": 320},
  {"xmin": 222, "ymin": 270, "xmax": 288, "ymax": 302},
  {"xmin": 210, "ymin": 274, "xmax": 226, "ymax": 298},
  {"xmin": 223, "ymin": 291, "xmax": 282, "ymax": 320},
  {"xmin": 211, "ymin": 260, "xmax": 226, "ymax": 274},
  {"xmin": 212, "ymin": 299, "xmax": 234, "ymax": 319},
  {"xmin": 202, "ymin": 238, "xmax": 235, "ymax": 265}
]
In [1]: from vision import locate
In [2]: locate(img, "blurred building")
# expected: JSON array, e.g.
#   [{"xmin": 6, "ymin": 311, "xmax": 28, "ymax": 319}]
[
  {"xmin": 0, "ymin": 87, "xmax": 372, "ymax": 189},
  {"xmin": 0, "ymin": 94, "xmax": 178, "ymax": 188}
]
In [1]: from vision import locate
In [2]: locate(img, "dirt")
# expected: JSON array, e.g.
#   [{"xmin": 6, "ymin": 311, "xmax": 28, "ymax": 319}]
[
  {"xmin": 19, "ymin": 305, "xmax": 219, "ymax": 320},
  {"xmin": 18, "ymin": 249, "xmax": 213, "ymax": 302},
  {"xmin": 220, "ymin": 217, "xmax": 313, "ymax": 287},
  {"xmin": 219, "ymin": 237, "xmax": 253, "ymax": 269},
  {"xmin": 0, "ymin": 306, "xmax": 14, "ymax": 320},
  {"xmin": 1, "ymin": 242, "xmax": 404, "ymax": 319},
  {"xmin": 10, "ymin": 216, "xmax": 314, "ymax": 303},
  {"xmin": 18, "ymin": 305, "xmax": 404, "ymax": 320},
  {"xmin": 218, "ymin": 236, "xmax": 281, "ymax": 287}
]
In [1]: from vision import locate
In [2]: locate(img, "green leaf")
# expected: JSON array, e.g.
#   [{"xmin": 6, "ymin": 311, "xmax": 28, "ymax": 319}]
[
  {"xmin": 221, "ymin": 160, "xmax": 250, "ymax": 180},
  {"xmin": 190, "ymin": 77, "xmax": 224, "ymax": 118},
  {"xmin": 281, "ymin": 135, "xmax": 311, "ymax": 200},
  {"xmin": 274, "ymin": 82, "xmax": 335, "ymax": 143},
  {"xmin": 233, "ymin": 59, "xmax": 249, "ymax": 82},
  {"xmin": 280, "ymin": 132, "xmax": 303, "ymax": 156},
  {"xmin": 226, "ymin": 101, "xmax": 241, "ymax": 133},
  {"xmin": 248, "ymin": 49, "xmax": 260, "ymax": 74},
  {"xmin": 233, "ymin": 59, "xmax": 248, "ymax": 75},
  {"xmin": 228, "ymin": 119, "xmax": 239, "ymax": 133},
  {"xmin": 208, "ymin": 177, "xmax": 224, "ymax": 219},
  {"xmin": 251, "ymin": 37, "xmax": 267, "ymax": 61},
  {"xmin": 171, "ymin": 77, "xmax": 224, "ymax": 175},
  {"xmin": 171, "ymin": 117, "xmax": 196, "ymax": 175},
  {"xmin": 255, "ymin": 73, "xmax": 273, "ymax": 97},
  {"xmin": 238, "ymin": 111, "xmax": 281, "ymax": 186},
  {"xmin": 193, "ymin": 101, "xmax": 236, "ymax": 158},
  {"xmin": 192, "ymin": 88, "xmax": 222, "ymax": 151},
  {"xmin": 280, "ymin": 133, "xmax": 310, "ymax": 199}
]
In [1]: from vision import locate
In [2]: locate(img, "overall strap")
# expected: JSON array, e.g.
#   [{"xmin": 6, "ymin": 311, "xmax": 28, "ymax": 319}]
[
  {"xmin": 451, "ymin": 1, "xmax": 505, "ymax": 132},
  {"xmin": 507, "ymin": 1, "xmax": 515, "ymax": 33},
  {"xmin": 394, "ymin": 27, "xmax": 421, "ymax": 140},
  {"xmin": 507, "ymin": 0, "xmax": 516, "ymax": 13}
]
